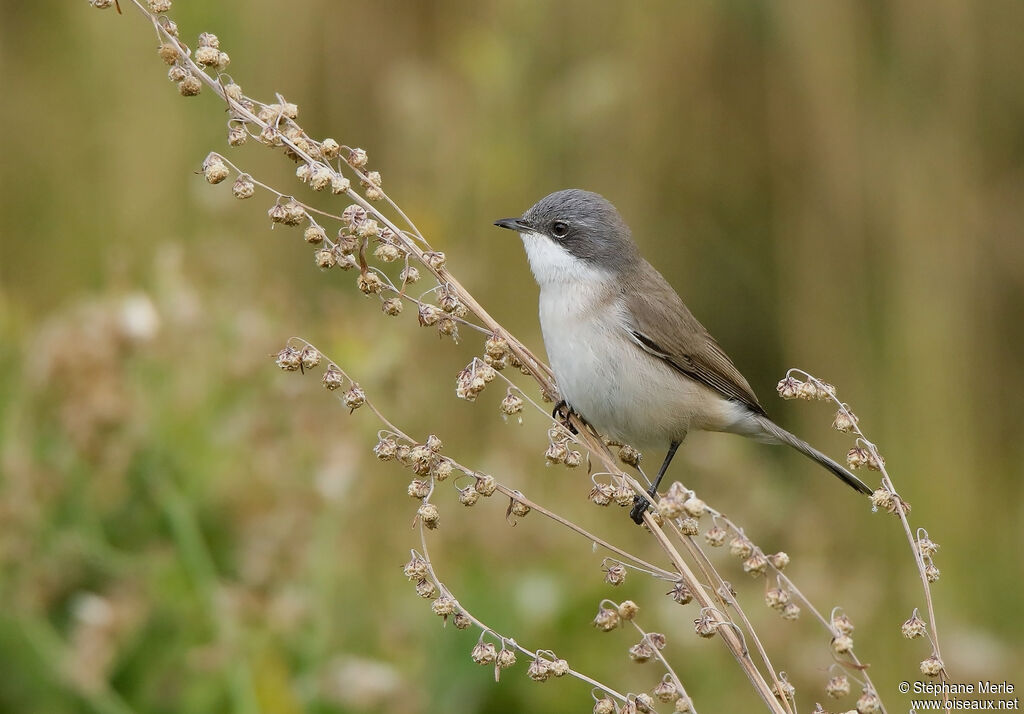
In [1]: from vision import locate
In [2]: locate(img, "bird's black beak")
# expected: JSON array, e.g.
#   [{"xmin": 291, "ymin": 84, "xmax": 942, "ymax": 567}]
[{"xmin": 494, "ymin": 217, "xmax": 530, "ymax": 232}]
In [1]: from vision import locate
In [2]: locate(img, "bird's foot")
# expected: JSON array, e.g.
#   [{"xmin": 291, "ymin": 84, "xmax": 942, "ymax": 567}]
[
  {"xmin": 551, "ymin": 400, "xmax": 580, "ymax": 435},
  {"xmin": 629, "ymin": 493, "xmax": 652, "ymax": 525}
]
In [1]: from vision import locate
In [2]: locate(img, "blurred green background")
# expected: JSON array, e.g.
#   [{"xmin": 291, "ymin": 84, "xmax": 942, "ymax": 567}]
[{"xmin": 1, "ymin": 1, "xmax": 1022, "ymax": 712}]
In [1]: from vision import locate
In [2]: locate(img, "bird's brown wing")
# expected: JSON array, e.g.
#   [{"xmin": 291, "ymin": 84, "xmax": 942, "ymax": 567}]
[{"xmin": 621, "ymin": 266, "xmax": 767, "ymax": 417}]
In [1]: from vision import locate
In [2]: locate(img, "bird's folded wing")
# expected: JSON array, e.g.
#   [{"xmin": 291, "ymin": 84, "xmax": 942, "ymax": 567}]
[{"xmin": 621, "ymin": 287, "xmax": 767, "ymax": 417}]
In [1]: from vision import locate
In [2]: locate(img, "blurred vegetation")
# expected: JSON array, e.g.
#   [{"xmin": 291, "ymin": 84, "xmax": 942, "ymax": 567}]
[{"xmin": 1, "ymin": 1, "xmax": 1022, "ymax": 712}]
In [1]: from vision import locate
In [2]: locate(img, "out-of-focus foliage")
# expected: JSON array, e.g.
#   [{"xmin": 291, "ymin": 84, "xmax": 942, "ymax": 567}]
[{"xmin": 0, "ymin": 1, "xmax": 1021, "ymax": 712}]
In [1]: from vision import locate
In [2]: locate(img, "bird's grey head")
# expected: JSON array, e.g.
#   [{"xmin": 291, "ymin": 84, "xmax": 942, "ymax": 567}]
[{"xmin": 494, "ymin": 189, "xmax": 639, "ymax": 283}]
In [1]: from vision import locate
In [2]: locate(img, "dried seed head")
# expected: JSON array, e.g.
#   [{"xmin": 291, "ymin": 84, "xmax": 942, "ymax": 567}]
[
  {"xmin": 593, "ymin": 607, "xmax": 620, "ymax": 632},
  {"xmin": 544, "ymin": 442, "xmax": 568, "ymax": 465},
  {"xmin": 302, "ymin": 225, "xmax": 326, "ymax": 245},
  {"xmin": 657, "ymin": 494, "xmax": 684, "ymax": 519},
  {"xmin": 797, "ymin": 380, "xmax": 819, "ymax": 400},
  {"xmin": 856, "ymin": 690, "xmax": 881, "ymax": 713},
  {"xmin": 682, "ymin": 497, "xmax": 706, "ymax": 518},
  {"xmin": 493, "ymin": 648, "xmax": 516, "ymax": 672},
  {"xmin": 618, "ymin": 444, "xmax": 641, "ymax": 466},
  {"xmin": 194, "ymin": 45, "xmax": 220, "ymax": 67},
  {"xmin": 769, "ymin": 551, "xmax": 790, "ymax": 570},
  {"xmin": 341, "ymin": 383, "xmax": 367, "ymax": 409},
  {"xmin": 628, "ymin": 642, "xmax": 654, "ymax": 663},
  {"xmin": 765, "ymin": 588, "xmax": 790, "ymax": 610},
  {"xmin": 667, "ymin": 581, "xmax": 693, "ymax": 605},
  {"xmin": 423, "ymin": 251, "xmax": 447, "ymax": 270},
  {"xmin": 320, "ymin": 138, "xmax": 340, "ymax": 159},
  {"xmin": 526, "ymin": 658, "xmax": 550, "ymax": 681},
  {"xmin": 356, "ymin": 219, "xmax": 380, "ymax": 239},
  {"xmin": 693, "ymin": 614, "xmax": 718, "ymax": 638},
  {"xmin": 743, "ymin": 553, "xmax": 768, "ymax": 576},
  {"xmin": 647, "ymin": 633, "xmax": 667, "ymax": 650},
  {"xmin": 417, "ymin": 503, "xmax": 440, "ymax": 529},
  {"xmin": 593, "ymin": 698, "xmax": 615, "ymax": 714},
  {"xmin": 847, "ymin": 447, "xmax": 869, "ymax": 469},
  {"xmin": 224, "ymin": 81, "xmax": 243, "ymax": 101},
  {"xmin": 654, "ymin": 680, "xmax": 679, "ymax": 703},
  {"xmin": 500, "ymin": 393, "xmax": 524, "ymax": 419},
  {"xmin": 364, "ymin": 186, "xmax": 384, "ymax": 201},
  {"xmin": 677, "ymin": 517, "xmax": 698, "ymax": 536},
  {"xmin": 407, "ymin": 479, "xmax": 430, "ymax": 499},
  {"xmin": 924, "ymin": 563, "xmax": 940, "ymax": 582},
  {"xmin": 475, "ymin": 474, "xmax": 496, "ymax": 496},
  {"xmin": 403, "ymin": 556, "xmax": 428, "ymax": 580},
  {"xmin": 148, "ymin": 0, "xmax": 172, "ymax": 11},
  {"xmin": 508, "ymin": 496, "xmax": 530, "ymax": 518},
  {"xmin": 704, "ymin": 525, "xmax": 727, "ymax": 547},
  {"xmin": 563, "ymin": 450, "xmax": 582, "ymax": 468},
  {"xmin": 325, "ymin": 174, "xmax": 349, "ymax": 195},
  {"xmin": 360, "ymin": 170, "xmax": 382, "ymax": 188},
  {"xmin": 617, "ymin": 600, "xmax": 639, "ymax": 620},
  {"xmin": 777, "ymin": 376, "xmax": 801, "ymax": 399},
  {"xmin": 417, "ymin": 304, "xmax": 442, "ymax": 327},
  {"xmin": 471, "ymin": 642, "xmax": 497, "ymax": 665},
  {"xmin": 381, "ymin": 297, "xmax": 403, "ymax": 317},
  {"xmin": 202, "ymin": 154, "xmax": 230, "ymax": 184},
  {"xmin": 920, "ymin": 655, "xmax": 944, "ymax": 677},
  {"xmin": 341, "ymin": 204, "xmax": 367, "ymax": 228},
  {"xmin": 826, "ymin": 674, "xmax": 851, "ymax": 699},
  {"xmin": 314, "ymin": 247, "xmax": 336, "ymax": 269},
  {"xmin": 674, "ymin": 696, "xmax": 692, "ymax": 712},
  {"xmin": 357, "ymin": 272, "xmax": 385, "ymax": 295},
  {"xmin": 322, "ymin": 365, "xmax": 344, "ymax": 391},
  {"xmin": 635, "ymin": 693, "xmax": 655, "ymax": 713},
  {"xmin": 197, "ymin": 32, "xmax": 219, "ymax": 49},
  {"xmin": 347, "ymin": 147, "xmax": 368, "ymax": 168},
  {"xmin": 831, "ymin": 634, "xmax": 854, "ymax": 654},
  {"xmin": 832, "ymin": 612, "xmax": 855, "ymax": 635},
  {"xmin": 299, "ymin": 346, "xmax": 321, "ymax": 369},
  {"xmin": 588, "ymin": 483, "xmax": 615, "ymax": 507},
  {"xmin": 869, "ymin": 488, "xmax": 894, "ymax": 511},
  {"xmin": 232, "ymin": 175, "xmax": 255, "ymax": 199},
  {"xmin": 901, "ymin": 612, "xmax": 927, "ymax": 639},
  {"xmin": 453, "ymin": 612, "xmax": 471, "ymax": 629},
  {"xmin": 168, "ymin": 65, "xmax": 187, "ymax": 82},
  {"xmin": 178, "ymin": 74, "xmax": 202, "ymax": 96},
  {"xmin": 374, "ymin": 243, "xmax": 401, "ymax": 263},
  {"xmin": 158, "ymin": 43, "xmax": 179, "ymax": 64},
  {"xmin": 399, "ymin": 265, "xmax": 420, "ymax": 284},
  {"xmin": 431, "ymin": 459, "xmax": 453, "ymax": 482},
  {"xmin": 374, "ymin": 437, "xmax": 397, "ymax": 461},
  {"xmin": 458, "ymin": 486, "xmax": 479, "ymax": 507},
  {"xmin": 276, "ymin": 346, "xmax": 301, "ymax": 371},
  {"xmin": 549, "ymin": 658, "xmax": 569, "ymax": 677},
  {"xmin": 90, "ymin": 0, "xmax": 115, "ymax": 9},
  {"xmin": 415, "ymin": 578, "xmax": 436, "ymax": 599},
  {"xmin": 431, "ymin": 595, "xmax": 455, "ymax": 618},
  {"xmin": 917, "ymin": 536, "xmax": 939, "ymax": 558},
  {"xmin": 408, "ymin": 445, "xmax": 436, "ymax": 475},
  {"xmin": 780, "ymin": 602, "xmax": 801, "ymax": 620},
  {"xmin": 612, "ymin": 482, "xmax": 634, "ymax": 507},
  {"xmin": 227, "ymin": 125, "xmax": 248, "ymax": 146},
  {"xmin": 833, "ymin": 408, "xmax": 859, "ymax": 433},
  {"xmin": 729, "ymin": 536, "xmax": 753, "ymax": 559},
  {"xmin": 426, "ymin": 435, "xmax": 442, "ymax": 453},
  {"xmin": 772, "ymin": 679, "xmax": 796, "ymax": 701}
]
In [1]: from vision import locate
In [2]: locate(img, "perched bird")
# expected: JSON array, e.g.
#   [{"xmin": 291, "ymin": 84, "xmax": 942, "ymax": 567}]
[{"xmin": 495, "ymin": 189, "xmax": 871, "ymax": 523}]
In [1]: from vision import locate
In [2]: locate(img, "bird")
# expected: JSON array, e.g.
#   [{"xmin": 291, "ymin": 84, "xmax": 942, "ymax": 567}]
[{"xmin": 494, "ymin": 189, "xmax": 872, "ymax": 524}]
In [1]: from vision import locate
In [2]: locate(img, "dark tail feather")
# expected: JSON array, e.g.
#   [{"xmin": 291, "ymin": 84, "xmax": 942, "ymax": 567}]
[{"xmin": 756, "ymin": 417, "xmax": 872, "ymax": 495}]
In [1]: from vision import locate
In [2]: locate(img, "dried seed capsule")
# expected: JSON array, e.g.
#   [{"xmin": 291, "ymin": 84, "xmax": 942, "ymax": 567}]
[
  {"xmin": 275, "ymin": 346, "xmax": 301, "ymax": 371},
  {"xmin": 407, "ymin": 479, "xmax": 430, "ymax": 499},
  {"xmin": 299, "ymin": 346, "xmax": 321, "ymax": 369},
  {"xmin": 381, "ymin": 297, "xmax": 403, "ymax": 316},
  {"xmin": 549, "ymin": 658, "xmax": 569, "ymax": 677},
  {"xmin": 308, "ymin": 164, "xmax": 333, "ymax": 191},
  {"xmin": 201, "ymin": 154, "xmax": 229, "ymax": 184},
  {"xmin": 831, "ymin": 634, "xmax": 854, "ymax": 654},
  {"xmin": 158, "ymin": 43, "xmax": 179, "ymax": 64},
  {"xmin": 415, "ymin": 578, "xmax": 436, "ymax": 599},
  {"xmin": 374, "ymin": 437, "xmax": 397, "ymax": 461},
  {"xmin": 563, "ymin": 450, "xmax": 582, "ymax": 468},
  {"xmin": 679, "ymin": 517, "xmax": 700, "ymax": 536},
  {"xmin": 232, "ymin": 175, "xmax": 255, "ymax": 199},
  {"xmin": 628, "ymin": 643, "xmax": 654, "ymax": 663},
  {"xmin": 826, "ymin": 674, "xmax": 850, "ymax": 699},
  {"xmin": 847, "ymin": 447, "xmax": 869, "ymax": 469},
  {"xmin": 618, "ymin": 444, "xmax": 641, "ymax": 466},
  {"xmin": 592, "ymin": 607, "xmax": 620, "ymax": 632},
  {"xmin": 342, "ymin": 384, "xmax": 366, "ymax": 410},
  {"xmin": 772, "ymin": 680, "xmax": 796, "ymax": 701},
  {"xmin": 347, "ymin": 147, "xmax": 368, "ymax": 168},
  {"xmin": 870, "ymin": 488, "xmax": 894, "ymax": 511},
  {"xmin": 856, "ymin": 690, "xmax": 881, "ymax": 713},
  {"xmin": 168, "ymin": 65, "xmax": 187, "ymax": 82},
  {"xmin": 418, "ymin": 304, "xmax": 442, "ymax": 327},
  {"xmin": 431, "ymin": 596, "xmax": 455, "ymax": 617},
  {"xmin": 304, "ymin": 225, "xmax": 326, "ymax": 244},
  {"xmin": 403, "ymin": 556, "xmax": 428, "ymax": 580},
  {"xmin": 588, "ymin": 483, "xmax": 614, "ymax": 506},
  {"xmin": 500, "ymin": 392, "xmax": 524, "ymax": 417},
  {"xmin": 729, "ymin": 536, "xmax": 753, "ymax": 559},
  {"xmin": 544, "ymin": 442, "xmax": 568, "ymax": 465},
  {"xmin": 374, "ymin": 243, "xmax": 401, "ymax": 263},
  {"xmin": 594, "ymin": 697, "xmax": 615, "ymax": 714},
  {"xmin": 667, "ymin": 581, "xmax": 693, "ymax": 605},
  {"xmin": 769, "ymin": 551, "xmax": 790, "ymax": 570},
  {"xmin": 399, "ymin": 265, "xmax": 420, "ymax": 284},
  {"xmin": 322, "ymin": 365, "xmax": 344, "ymax": 391},
  {"xmin": 341, "ymin": 204, "xmax": 367, "ymax": 227},
  {"xmin": 431, "ymin": 459, "xmax": 452, "ymax": 481},
  {"xmin": 314, "ymin": 248, "xmax": 336, "ymax": 269},
  {"xmin": 320, "ymin": 138, "xmax": 340, "ymax": 159},
  {"xmin": 765, "ymin": 588, "xmax": 790, "ymax": 610},
  {"xmin": 452, "ymin": 612, "xmax": 471, "ymax": 629},
  {"xmin": 458, "ymin": 486, "xmax": 479, "ymax": 507},
  {"xmin": 917, "ymin": 536, "xmax": 939, "ymax": 557},
  {"xmin": 178, "ymin": 74, "xmax": 202, "ymax": 96},
  {"xmin": 617, "ymin": 600, "xmax": 639, "ymax": 620},
  {"xmin": 474, "ymin": 474, "xmax": 496, "ymax": 496},
  {"xmin": 674, "ymin": 697, "xmax": 692, "ymax": 712},
  {"xmin": 471, "ymin": 642, "xmax": 497, "ymax": 665},
  {"xmin": 833, "ymin": 408, "xmax": 859, "ymax": 432},
  {"xmin": 357, "ymin": 272, "xmax": 385, "ymax": 295},
  {"xmin": 526, "ymin": 658, "xmax": 550, "ymax": 682},
  {"xmin": 654, "ymin": 680, "xmax": 679, "ymax": 703},
  {"xmin": 776, "ymin": 376, "xmax": 801, "ymax": 399},
  {"xmin": 832, "ymin": 612, "xmax": 855, "ymax": 635},
  {"xmin": 743, "ymin": 553, "xmax": 768, "ymax": 576},
  {"xmin": 494, "ymin": 648, "xmax": 516, "ymax": 671},
  {"xmin": 657, "ymin": 495, "xmax": 684, "ymax": 519},
  {"xmin": 224, "ymin": 81, "xmax": 243, "ymax": 101},
  {"xmin": 924, "ymin": 563, "xmax": 940, "ymax": 582},
  {"xmin": 693, "ymin": 614, "xmax": 717, "ymax": 638},
  {"xmin": 424, "ymin": 251, "xmax": 447, "ymax": 270},
  {"xmin": 197, "ymin": 32, "xmax": 220, "ymax": 49},
  {"xmin": 704, "ymin": 525, "xmax": 727, "ymax": 547},
  {"xmin": 227, "ymin": 125, "xmax": 247, "ymax": 146},
  {"xmin": 194, "ymin": 45, "xmax": 220, "ymax": 67},
  {"xmin": 920, "ymin": 655, "xmax": 944, "ymax": 677},
  {"xmin": 682, "ymin": 497, "xmax": 706, "ymax": 518},
  {"xmin": 797, "ymin": 380, "xmax": 819, "ymax": 400},
  {"xmin": 634, "ymin": 693, "xmax": 655, "ymax": 713},
  {"xmin": 508, "ymin": 496, "xmax": 530, "ymax": 518},
  {"xmin": 780, "ymin": 602, "xmax": 801, "ymax": 620},
  {"xmin": 901, "ymin": 612, "xmax": 926, "ymax": 639},
  {"xmin": 417, "ymin": 503, "xmax": 440, "ymax": 529}
]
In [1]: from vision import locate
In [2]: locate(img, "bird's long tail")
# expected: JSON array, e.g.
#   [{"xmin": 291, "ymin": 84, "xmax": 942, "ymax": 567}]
[{"xmin": 755, "ymin": 416, "xmax": 872, "ymax": 495}]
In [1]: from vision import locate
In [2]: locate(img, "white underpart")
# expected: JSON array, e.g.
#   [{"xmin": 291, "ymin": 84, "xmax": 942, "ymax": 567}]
[{"xmin": 520, "ymin": 230, "xmax": 755, "ymax": 448}]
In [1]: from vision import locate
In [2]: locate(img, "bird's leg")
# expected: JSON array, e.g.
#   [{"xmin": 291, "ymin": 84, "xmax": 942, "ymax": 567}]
[
  {"xmin": 630, "ymin": 440, "xmax": 681, "ymax": 525},
  {"xmin": 551, "ymin": 399, "xmax": 579, "ymax": 435}
]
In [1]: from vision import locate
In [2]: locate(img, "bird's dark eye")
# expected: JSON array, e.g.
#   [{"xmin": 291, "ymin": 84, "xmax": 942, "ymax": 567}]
[{"xmin": 551, "ymin": 221, "xmax": 569, "ymax": 238}]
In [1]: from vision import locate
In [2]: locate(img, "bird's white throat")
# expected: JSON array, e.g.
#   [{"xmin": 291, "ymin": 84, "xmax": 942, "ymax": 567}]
[{"xmin": 518, "ymin": 231, "xmax": 612, "ymax": 287}]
